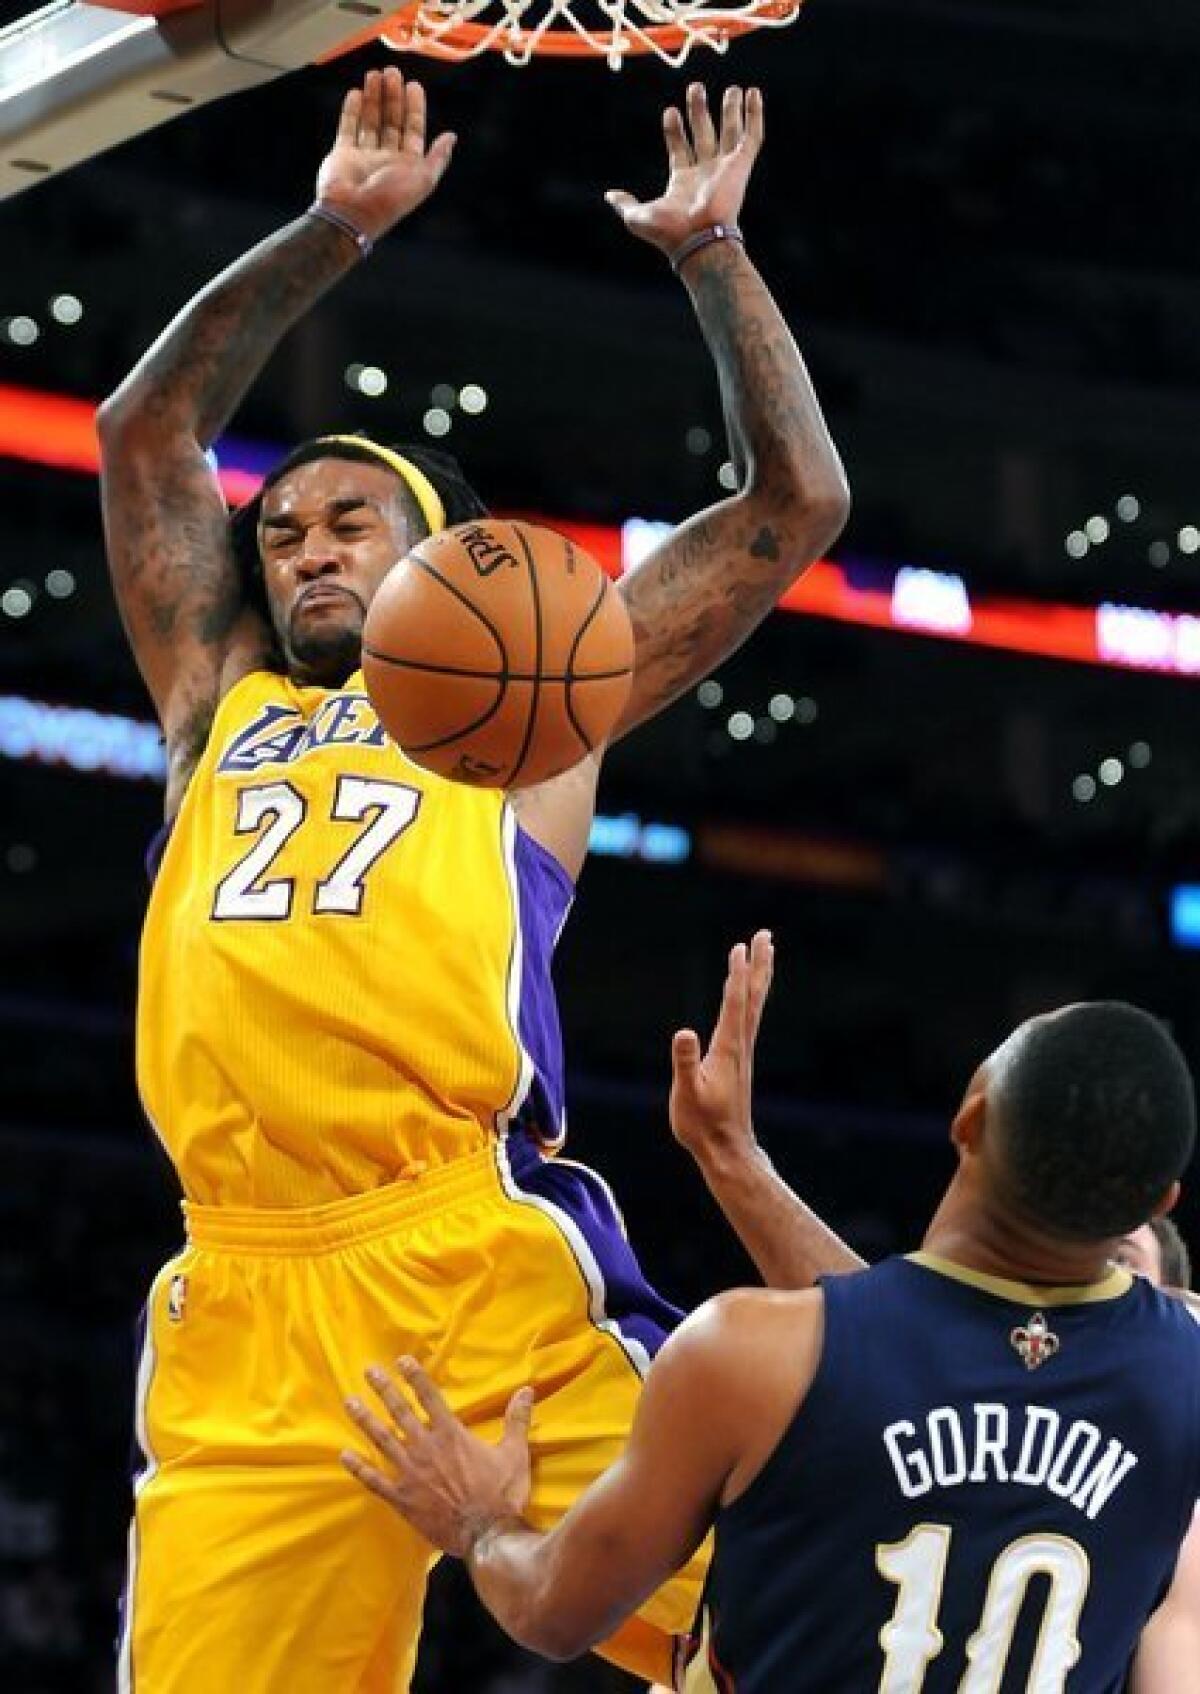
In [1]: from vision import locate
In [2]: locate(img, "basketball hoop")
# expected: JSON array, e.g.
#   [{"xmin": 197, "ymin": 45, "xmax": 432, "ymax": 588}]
[{"xmin": 374, "ymin": 0, "xmax": 804, "ymax": 70}]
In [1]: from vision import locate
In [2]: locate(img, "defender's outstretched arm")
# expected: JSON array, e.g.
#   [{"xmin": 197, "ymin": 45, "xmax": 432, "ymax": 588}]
[{"xmin": 672, "ymin": 933, "xmax": 865, "ymax": 1287}]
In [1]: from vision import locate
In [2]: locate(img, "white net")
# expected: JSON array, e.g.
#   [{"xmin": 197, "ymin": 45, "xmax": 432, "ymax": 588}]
[{"xmin": 379, "ymin": 0, "xmax": 803, "ymax": 70}]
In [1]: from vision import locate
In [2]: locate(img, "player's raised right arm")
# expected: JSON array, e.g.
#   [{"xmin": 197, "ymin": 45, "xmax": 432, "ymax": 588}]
[
  {"xmin": 96, "ymin": 212, "xmax": 347, "ymax": 809},
  {"xmin": 98, "ymin": 68, "xmax": 455, "ymax": 813},
  {"xmin": 672, "ymin": 933, "xmax": 866, "ymax": 1287}
]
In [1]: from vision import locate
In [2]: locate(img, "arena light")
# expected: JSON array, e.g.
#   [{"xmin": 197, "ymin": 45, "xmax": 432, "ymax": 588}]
[
  {"xmin": 0, "ymin": 695, "xmax": 166, "ymax": 781},
  {"xmin": 1, "ymin": 584, "xmax": 33, "ymax": 618},
  {"xmin": 727, "ymin": 711, "xmax": 754, "ymax": 742},
  {"xmin": 891, "ymin": 567, "xmax": 972, "ymax": 637},
  {"xmin": 44, "ymin": 567, "xmax": 74, "ymax": 598},
  {"xmin": 1096, "ymin": 603, "xmax": 1200, "ymax": 675},
  {"xmin": 588, "ymin": 813, "xmax": 692, "ymax": 864},
  {"xmin": 1169, "ymin": 886, "xmax": 1200, "ymax": 950}
]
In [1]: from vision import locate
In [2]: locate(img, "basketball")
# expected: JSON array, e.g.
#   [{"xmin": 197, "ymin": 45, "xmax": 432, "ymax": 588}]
[{"xmin": 362, "ymin": 519, "xmax": 635, "ymax": 789}]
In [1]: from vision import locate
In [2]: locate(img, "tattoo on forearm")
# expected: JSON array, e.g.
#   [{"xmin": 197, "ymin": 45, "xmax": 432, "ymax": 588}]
[
  {"xmin": 109, "ymin": 217, "xmax": 357, "ymax": 446},
  {"xmin": 617, "ymin": 244, "xmax": 848, "ymax": 732},
  {"xmin": 750, "ymin": 525, "xmax": 781, "ymax": 562}
]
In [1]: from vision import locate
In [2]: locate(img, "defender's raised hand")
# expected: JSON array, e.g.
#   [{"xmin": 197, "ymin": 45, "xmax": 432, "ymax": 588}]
[
  {"xmin": 670, "ymin": 930, "xmax": 774, "ymax": 1167},
  {"xmin": 605, "ymin": 83, "xmax": 764, "ymax": 256},
  {"xmin": 316, "ymin": 67, "xmax": 456, "ymax": 244}
]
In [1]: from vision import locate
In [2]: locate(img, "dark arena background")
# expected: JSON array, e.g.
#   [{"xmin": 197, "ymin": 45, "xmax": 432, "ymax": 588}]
[{"xmin": 1, "ymin": 0, "xmax": 1199, "ymax": 1686}]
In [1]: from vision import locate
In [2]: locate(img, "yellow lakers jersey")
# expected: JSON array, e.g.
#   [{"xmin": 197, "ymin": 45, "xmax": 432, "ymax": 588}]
[{"xmin": 138, "ymin": 669, "xmax": 572, "ymax": 1208}]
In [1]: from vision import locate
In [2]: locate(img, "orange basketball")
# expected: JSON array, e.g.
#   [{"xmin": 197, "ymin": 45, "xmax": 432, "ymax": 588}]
[{"xmin": 362, "ymin": 519, "xmax": 635, "ymax": 789}]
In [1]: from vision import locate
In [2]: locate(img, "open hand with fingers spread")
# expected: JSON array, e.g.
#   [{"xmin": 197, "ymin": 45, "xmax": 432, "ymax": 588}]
[
  {"xmin": 315, "ymin": 66, "xmax": 456, "ymax": 246},
  {"xmin": 671, "ymin": 930, "xmax": 775, "ymax": 1169},
  {"xmin": 342, "ymin": 1357, "xmax": 534, "ymax": 1559},
  {"xmin": 606, "ymin": 82, "xmax": 765, "ymax": 259}
]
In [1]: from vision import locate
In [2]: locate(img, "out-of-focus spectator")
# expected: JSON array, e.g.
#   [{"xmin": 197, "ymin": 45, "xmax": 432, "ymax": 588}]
[{"xmin": 1116, "ymin": 1217, "xmax": 1193, "ymax": 1289}]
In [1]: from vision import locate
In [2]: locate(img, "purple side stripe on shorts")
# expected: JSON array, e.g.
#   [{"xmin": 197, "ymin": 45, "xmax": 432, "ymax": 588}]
[
  {"xmin": 512, "ymin": 827, "xmax": 573, "ymax": 1147},
  {"xmin": 502, "ymin": 1130, "xmax": 685, "ymax": 1369}
]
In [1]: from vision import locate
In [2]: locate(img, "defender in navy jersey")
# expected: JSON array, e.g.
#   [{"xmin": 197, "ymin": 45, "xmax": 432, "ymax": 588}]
[{"xmin": 342, "ymin": 940, "xmax": 1200, "ymax": 1693}]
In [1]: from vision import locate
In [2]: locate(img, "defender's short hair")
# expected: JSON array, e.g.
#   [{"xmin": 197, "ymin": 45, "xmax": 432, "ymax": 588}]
[
  {"xmin": 992, "ymin": 1002, "xmax": 1196, "ymax": 1241},
  {"xmin": 229, "ymin": 435, "xmax": 488, "ymax": 612},
  {"xmin": 1150, "ymin": 1215, "xmax": 1193, "ymax": 1289}
]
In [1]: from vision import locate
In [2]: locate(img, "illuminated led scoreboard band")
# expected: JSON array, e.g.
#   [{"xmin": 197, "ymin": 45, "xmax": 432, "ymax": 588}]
[{"xmin": 3, "ymin": 381, "xmax": 1199, "ymax": 680}]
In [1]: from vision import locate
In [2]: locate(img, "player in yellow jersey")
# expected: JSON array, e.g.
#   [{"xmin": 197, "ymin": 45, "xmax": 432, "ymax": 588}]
[{"xmin": 97, "ymin": 67, "xmax": 848, "ymax": 1693}]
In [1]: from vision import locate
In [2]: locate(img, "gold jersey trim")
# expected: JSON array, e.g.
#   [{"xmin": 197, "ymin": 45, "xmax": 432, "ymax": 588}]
[{"xmin": 907, "ymin": 1251, "xmax": 1132, "ymax": 1307}]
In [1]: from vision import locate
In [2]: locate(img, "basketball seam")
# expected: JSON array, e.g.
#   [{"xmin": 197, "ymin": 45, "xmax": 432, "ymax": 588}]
[
  {"xmin": 401, "ymin": 550, "xmax": 507, "ymax": 663},
  {"xmin": 361, "ymin": 645, "xmax": 629, "ymax": 684},
  {"xmin": 562, "ymin": 556, "xmax": 611, "ymax": 756},
  {"xmin": 503, "ymin": 525, "xmax": 545, "ymax": 789},
  {"xmin": 388, "ymin": 677, "xmax": 509, "ymax": 755}
]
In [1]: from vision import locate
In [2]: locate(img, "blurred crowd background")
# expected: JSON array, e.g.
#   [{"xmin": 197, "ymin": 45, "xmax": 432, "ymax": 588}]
[{"xmin": 1, "ymin": 0, "xmax": 1198, "ymax": 1685}]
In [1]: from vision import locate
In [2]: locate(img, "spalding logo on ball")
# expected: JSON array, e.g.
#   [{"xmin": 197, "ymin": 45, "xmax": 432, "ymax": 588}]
[{"xmin": 362, "ymin": 519, "xmax": 634, "ymax": 790}]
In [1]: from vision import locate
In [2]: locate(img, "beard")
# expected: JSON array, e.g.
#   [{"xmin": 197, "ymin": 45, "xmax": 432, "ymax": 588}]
[{"xmin": 284, "ymin": 591, "xmax": 366, "ymax": 686}]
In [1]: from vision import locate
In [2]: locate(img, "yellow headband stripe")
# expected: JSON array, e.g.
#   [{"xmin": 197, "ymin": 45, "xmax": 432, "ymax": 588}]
[{"xmin": 315, "ymin": 435, "xmax": 446, "ymax": 538}]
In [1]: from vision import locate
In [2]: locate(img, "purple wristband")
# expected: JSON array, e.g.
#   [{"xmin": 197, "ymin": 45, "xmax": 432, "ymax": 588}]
[
  {"xmin": 670, "ymin": 223, "xmax": 745, "ymax": 275},
  {"xmin": 308, "ymin": 202, "xmax": 374, "ymax": 259}
]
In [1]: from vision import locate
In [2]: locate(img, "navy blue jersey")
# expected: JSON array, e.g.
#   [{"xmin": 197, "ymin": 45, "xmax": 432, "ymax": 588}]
[{"xmin": 684, "ymin": 1255, "xmax": 1200, "ymax": 1693}]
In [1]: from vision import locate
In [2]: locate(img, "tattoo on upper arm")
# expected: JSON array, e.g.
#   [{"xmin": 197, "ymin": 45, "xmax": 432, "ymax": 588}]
[
  {"xmin": 102, "ymin": 217, "xmax": 353, "ymax": 715},
  {"xmin": 750, "ymin": 525, "xmax": 781, "ymax": 562},
  {"xmin": 111, "ymin": 219, "xmax": 355, "ymax": 448},
  {"xmin": 105, "ymin": 451, "xmax": 240, "ymax": 638},
  {"xmin": 103, "ymin": 443, "xmax": 272, "ymax": 748}
]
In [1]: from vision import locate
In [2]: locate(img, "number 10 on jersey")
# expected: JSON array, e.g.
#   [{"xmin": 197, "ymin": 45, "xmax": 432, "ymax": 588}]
[{"xmin": 877, "ymin": 1524, "xmax": 1088, "ymax": 1691}]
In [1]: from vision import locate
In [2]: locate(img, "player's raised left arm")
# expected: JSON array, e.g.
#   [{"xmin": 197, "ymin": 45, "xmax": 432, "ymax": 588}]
[{"xmin": 607, "ymin": 84, "xmax": 849, "ymax": 736}]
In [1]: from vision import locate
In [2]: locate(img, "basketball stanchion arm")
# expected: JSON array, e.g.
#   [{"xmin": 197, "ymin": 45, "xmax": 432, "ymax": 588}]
[{"xmin": 0, "ymin": 0, "xmax": 401, "ymax": 200}]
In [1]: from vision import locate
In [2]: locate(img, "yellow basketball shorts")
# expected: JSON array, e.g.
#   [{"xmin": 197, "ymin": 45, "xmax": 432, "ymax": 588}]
[{"xmin": 117, "ymin": 1135, "xmax": 706, "ymax": 1691}]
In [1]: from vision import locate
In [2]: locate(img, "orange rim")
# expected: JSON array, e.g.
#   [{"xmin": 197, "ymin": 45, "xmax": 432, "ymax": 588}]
[{"xmin": 367, "ymin": 0, "xmax": 800, "ymax": 59}]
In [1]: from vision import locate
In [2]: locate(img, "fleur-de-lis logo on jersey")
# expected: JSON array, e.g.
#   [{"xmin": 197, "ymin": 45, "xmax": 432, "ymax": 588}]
[{"xmin": 1010, "ymin": 1311, "xmax": 1060, "ymax": 1371}]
